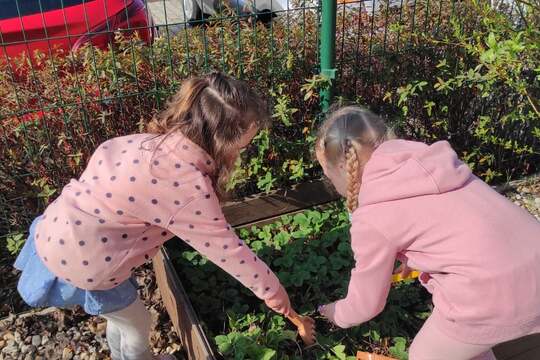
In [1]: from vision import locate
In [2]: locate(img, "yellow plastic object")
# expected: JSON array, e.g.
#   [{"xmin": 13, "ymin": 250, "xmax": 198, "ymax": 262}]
[{"xmin": 391, "ymin": 270, "xmax": 420, "ymax": 283}]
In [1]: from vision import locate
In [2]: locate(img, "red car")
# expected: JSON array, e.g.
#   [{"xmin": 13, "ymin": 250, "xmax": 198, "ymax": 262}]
[{"xmin": 0, "ymin": 0, "xmax": 154, "ymax": 64}]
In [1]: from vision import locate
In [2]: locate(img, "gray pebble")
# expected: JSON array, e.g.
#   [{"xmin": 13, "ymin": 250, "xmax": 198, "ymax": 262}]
[
  {"xmin": 22, "ymin": 345, "xmax": 37, "ymax": 355},
  {"xmin": 2, "ymin": 344, "xmax": 20, "ymax": 356},
  {"xmin": 535, "ymin": 197, "xmax": 540, "ymax": 206},
  {"xmin": 41, "ymin": 335, "xmax": 49, "ymax": 346},
  {"xmin": 32, "ymin": 335, "xmax": 41, "ymax": 347},
  {"xmin": 62, "ymin": 347, "xmax": 74, "ymax": 360}
]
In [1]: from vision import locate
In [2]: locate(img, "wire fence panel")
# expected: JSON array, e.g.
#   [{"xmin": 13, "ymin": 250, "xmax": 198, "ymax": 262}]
[{"xmin": 0, "ymin": 0, "xmax": 323, "ymax": 238}]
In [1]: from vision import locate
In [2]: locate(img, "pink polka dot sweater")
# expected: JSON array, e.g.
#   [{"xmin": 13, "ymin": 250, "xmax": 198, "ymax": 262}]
[{"xmin": 34, "ymin": 132, "xmax": 280, "ymax": 299}]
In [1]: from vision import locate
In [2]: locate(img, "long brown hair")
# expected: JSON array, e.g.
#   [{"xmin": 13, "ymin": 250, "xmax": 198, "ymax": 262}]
[
  {"xmin": 316, "ymin": 106, "xmax": 394, "ymax": 212},
  {"xmin": 147, "ymin": 72, "xmax": 269, "ymax": 199}
]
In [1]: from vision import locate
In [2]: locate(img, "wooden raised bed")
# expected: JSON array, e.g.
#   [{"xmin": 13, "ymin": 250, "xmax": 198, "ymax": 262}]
[
  {"xmin": 154, "ymin": 247, "xmax": 216, "ymax": 359},
  {"xmin": 153, "ymin": 178, "xmax": 540, "ymax": 360},
  {"xmin": 154, "ymin": 179, "xmax": 339, "ymax": 359}
]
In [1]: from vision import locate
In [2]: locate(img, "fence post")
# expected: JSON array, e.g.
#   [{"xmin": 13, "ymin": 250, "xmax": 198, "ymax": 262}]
[{"xmin": 320, "ymin": 0, "xmax": 337, "ymax": 112}]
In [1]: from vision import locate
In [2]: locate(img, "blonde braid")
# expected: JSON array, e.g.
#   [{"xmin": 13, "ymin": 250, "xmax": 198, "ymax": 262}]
[{"xmin": 345, "ymin": 141, "xmax": 361, "ymax": 213}]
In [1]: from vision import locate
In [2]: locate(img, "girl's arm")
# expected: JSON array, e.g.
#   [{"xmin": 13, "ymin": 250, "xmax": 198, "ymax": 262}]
[
  {"xmin": 166, "ymin": 193, "xmax": 281, "ymax": 301},
  {"xmin": 322, "ymin": 221, "xmax": 396, "ymax": 328}
]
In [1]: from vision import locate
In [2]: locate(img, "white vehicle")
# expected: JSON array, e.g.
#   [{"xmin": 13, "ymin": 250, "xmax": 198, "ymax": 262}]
[{"xmin": 182, "ymin": 0, "xmax": 289, "ymax": 22}]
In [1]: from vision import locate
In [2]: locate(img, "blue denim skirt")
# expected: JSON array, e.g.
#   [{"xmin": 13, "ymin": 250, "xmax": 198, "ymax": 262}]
[{"xmin": 14, "ymin": 217, "xmax": 138, "ymax": 315}]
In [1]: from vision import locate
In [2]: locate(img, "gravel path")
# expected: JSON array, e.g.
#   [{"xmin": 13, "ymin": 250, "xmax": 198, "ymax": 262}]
[
  {"xmin": 0, "ymin": 266, "xmax": 184, "ymax": 360},
  {"xmin": 500, "ymin": 176, "xmax": 540, "ymax": 221},
  {"xmin": 1, "ymin": 175, "xmax": 539, "ymax": 360}
]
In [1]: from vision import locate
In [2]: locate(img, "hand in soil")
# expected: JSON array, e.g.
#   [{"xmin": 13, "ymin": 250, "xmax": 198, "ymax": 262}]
[
  {"xmin": 318, "ymin": 302, "xmax": 338, "ymax": 326},
  {"xmin": 393, "ymin": 263, "xmax": 412, "ymax": 279}
]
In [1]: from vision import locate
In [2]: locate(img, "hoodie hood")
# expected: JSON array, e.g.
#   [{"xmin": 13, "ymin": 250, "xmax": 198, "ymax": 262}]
[{"xmin": 358, "ymin": 140, "xmax": 472, "ymax": 207}]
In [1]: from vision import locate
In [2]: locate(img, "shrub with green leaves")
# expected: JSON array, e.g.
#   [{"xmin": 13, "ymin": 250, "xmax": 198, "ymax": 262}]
[{"xmin": 377, "ymin": 1, "xmax": 539, "ymax": 182}]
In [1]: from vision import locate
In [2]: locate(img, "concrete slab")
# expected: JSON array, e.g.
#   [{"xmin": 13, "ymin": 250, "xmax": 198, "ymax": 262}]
[{"xmin": 147, "ymin": 0, "xmax": 186, "ymax": 26}]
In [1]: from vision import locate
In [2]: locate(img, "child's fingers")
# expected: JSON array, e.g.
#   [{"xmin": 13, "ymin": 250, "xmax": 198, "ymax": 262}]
[
  {"xmin": 317, "ymin": 302, "xmax": 336, "ymax": 323},
  {"xmin": 393, "ymin": 263, "xmax": 412, "ymax": 277},
  {"xmin": 393, "ymin": 263, "xmax": 406, "ymax": 274},
  {"xmin": 279, "ymin": 303, "xmax": 292, "ymax": 315},
  {"xmin": 402, "ymin": 267, "xmax": 412, "ymax": 277},
  {"xmin": 282, "ymin": 305, "xmax": 291, "ymax": 315},
  {"xmin": 285, "ymin": 306, "xmax": 293, "ymax": 316}
]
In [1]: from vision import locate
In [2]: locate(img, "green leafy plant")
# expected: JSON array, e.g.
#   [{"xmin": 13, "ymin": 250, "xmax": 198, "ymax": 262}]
[
  {"xmin": 389, "ymin": 337, "xmax": 408, "ymax": 360},
  {"xmin": 381, "ymin": 0, "xmax": 539, "ymax": 183},
  {"xmin": 6, "ymin": 233, "xmax": 25, "ymax": 255}
]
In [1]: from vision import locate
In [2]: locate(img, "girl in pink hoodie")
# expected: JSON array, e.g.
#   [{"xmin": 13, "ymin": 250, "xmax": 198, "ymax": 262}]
[
  {"xmin": 14, "ymin": 72, "xmax": 291, "ymax": 360},
  {"xmin": 315, "ymin": 106, "xmax": 540, "ymax": 360}
]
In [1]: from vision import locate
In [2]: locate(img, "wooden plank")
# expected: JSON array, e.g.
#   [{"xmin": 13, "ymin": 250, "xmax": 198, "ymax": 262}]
[
  {"xmin": 153, "ymin": 248, "xmax": 216, "ymax": 360},
  {"xmin": 501, "ymin": 346, "xmax": 540, "ymax": 360},
  {"xmin": 494, "ymin": 334, "xmax": 540, "ymax": 360},
  {"xmin": 223, "ymin": 179, "xmax": 340, "ymax": 228}
]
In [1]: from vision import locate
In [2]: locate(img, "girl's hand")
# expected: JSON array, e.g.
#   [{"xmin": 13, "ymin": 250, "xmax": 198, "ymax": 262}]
[
  {"xmin": 393, "ymin": 262, "xmax": 412, "ymax": 278},
  {"xmin": 264, "ymin": 285, "xmax": 292, "ymax": 316},
  {"xmin": 318, "ymin": 302, "xmax": 337, "ymax": 325}
]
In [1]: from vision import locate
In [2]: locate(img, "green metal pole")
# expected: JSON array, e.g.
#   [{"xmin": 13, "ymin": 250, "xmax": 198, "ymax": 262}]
[{"xmin": 320, "ymin": 0, "xmax": 337, "ymax": 112}]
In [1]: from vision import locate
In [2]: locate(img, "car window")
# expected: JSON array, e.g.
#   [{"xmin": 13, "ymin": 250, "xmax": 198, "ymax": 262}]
[{"xmin": 0, "ymin": 0, "xmax": 90, "ymax": 21}]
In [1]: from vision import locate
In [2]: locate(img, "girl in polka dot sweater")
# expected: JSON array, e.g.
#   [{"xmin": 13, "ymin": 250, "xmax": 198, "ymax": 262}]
[{"xmin": 14, "ymin": 72, "xmax": 292, "ymax": 360}]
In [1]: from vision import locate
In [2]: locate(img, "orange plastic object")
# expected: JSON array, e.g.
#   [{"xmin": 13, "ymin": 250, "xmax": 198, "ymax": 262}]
[
  {"xmin": 287, "ymin": 309, "xmax": 316, "ymax": 346},
  {"xmin": 356, "ymin": 351, "xmax": 398, "ymax": 360}
]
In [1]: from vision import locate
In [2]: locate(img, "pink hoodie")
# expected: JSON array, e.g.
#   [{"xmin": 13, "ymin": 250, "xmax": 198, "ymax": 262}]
[
  {"xmin": 332, "ymin": 140, "xmax": 540, "ymax": 344},
  {"xmin": 34, "ymin": 132, "xmax": 280, "ymax": 300}
]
